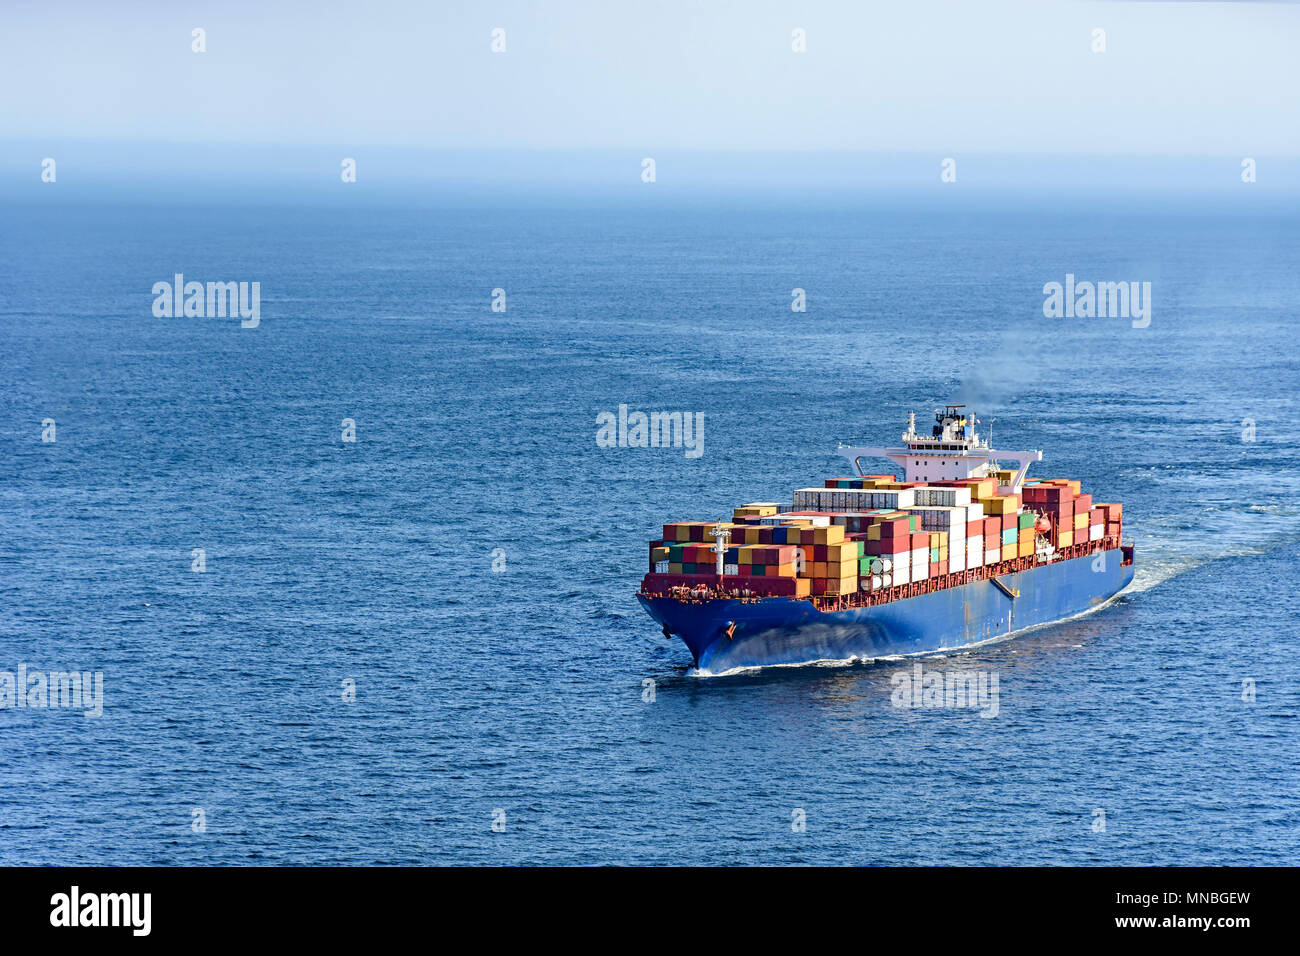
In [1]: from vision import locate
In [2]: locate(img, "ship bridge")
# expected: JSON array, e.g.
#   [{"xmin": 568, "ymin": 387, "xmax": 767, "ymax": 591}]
[{"xmin": 836, "ymin": 405, "xmax": 1042, "ymax": 491}]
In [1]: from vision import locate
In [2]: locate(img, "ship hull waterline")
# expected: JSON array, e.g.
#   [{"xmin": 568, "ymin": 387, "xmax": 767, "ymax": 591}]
[{"xmin": 638, "ymin": 547, "xmax": 1135, "ymax": 673}]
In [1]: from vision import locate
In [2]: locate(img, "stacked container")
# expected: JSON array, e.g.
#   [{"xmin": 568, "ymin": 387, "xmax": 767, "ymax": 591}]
[{"xmin": 647, "ymin": 470, "xmax": 1124, "ymax": 602}]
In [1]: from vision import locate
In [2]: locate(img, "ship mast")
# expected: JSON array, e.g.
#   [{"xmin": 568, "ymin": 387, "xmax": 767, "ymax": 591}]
[{"xmin": 709, "ymin": 524, "xmax": 731, "ymax": 584}]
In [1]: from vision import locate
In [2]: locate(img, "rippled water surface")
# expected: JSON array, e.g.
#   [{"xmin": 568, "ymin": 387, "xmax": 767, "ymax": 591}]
[{"xmin": 2, "ymin": 199, "xmax": 1298, "ymax": 864}]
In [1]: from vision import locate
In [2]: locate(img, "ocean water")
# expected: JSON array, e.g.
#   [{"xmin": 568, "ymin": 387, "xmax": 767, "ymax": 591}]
[{"xmin": 2, "ymin": 195, "xmax": 1298, "ymax": 865}]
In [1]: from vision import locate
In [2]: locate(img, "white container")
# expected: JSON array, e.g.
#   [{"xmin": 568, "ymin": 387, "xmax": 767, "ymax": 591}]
[
  {"xmin": 655, "ymin": 561, "xmax": 669, "ymax": 573},
  {"xmin": 914, "ymin": 487, "xmax": 971, "ymax": 508},
  {"xmin": 797, "ymin": 488, "xmax": 923, "ymax": 513},
  {"xmin": 764, "ymin": 511, "xmax": 831, "ymax": 526},
  {"xmin": 910, "ymin": 548, "xmax": 929, "ymax": 580},
  {"xmin": 966, "ymin": 538, "xmax": 983, "ymax": 568},
  {"xmin": 723, "ymin": 563, "xmax": 738, "ymax": 575},
  {"xmin": 947, "ymin": 550, "xmax": 965, "ymax": 574},
  {"xmin": 893, "ymin": 564, "xmax": 911, "ymax": 587},
  {"xmin": 985, "ymin": 548, "xmax": 1000, "ymax": 566},
  {"xmin": 1089, "ymin": 524, "xmax": 1103, "ymax": 541}
]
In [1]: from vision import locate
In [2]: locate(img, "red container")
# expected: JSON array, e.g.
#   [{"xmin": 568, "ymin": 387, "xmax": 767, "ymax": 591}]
[
  {"xmin": 911, "ymin": 532, "xmax": 928, "ymax": 550},
  {"xmin": 1033, "ymin": 485, "xmax": 1073, "ymax": 506},
  {"xmin": 1001, "ymin": 513, "xmax": 1017, "ymax": 531},
  {"xmin": 930, "ymin": 561, "xmax": 942, "ymax": 577},
  {"xmin": 880, "ymin": 517, "xmax": 911, "ymax": 538},
  {"xmin": 1073, "ymin": 494, "xmax": 1093, "ymax": 515},
  {"xmin": 1097, "ymin": 502, "xmax": 1123, "ymax": 522}
]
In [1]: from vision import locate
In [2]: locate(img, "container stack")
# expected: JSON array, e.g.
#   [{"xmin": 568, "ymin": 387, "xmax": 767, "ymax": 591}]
[
  {"xmin": 793, "ymin": 487, "xmax": 918, "ymax": 511},
  {"xmin": 645, "ymin": 470, "xmax": 1123, "ymax": 600}
]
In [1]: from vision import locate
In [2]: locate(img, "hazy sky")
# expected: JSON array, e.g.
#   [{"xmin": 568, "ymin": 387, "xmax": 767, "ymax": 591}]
[{"xmin": 2, "ymin": 0, "xmax": 1297, "ymax": 155}]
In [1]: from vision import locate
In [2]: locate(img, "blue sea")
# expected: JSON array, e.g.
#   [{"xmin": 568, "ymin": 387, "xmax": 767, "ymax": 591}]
[{"xmin": 2, "ymin": 192, "xmax": 1298, "ymax": 865}]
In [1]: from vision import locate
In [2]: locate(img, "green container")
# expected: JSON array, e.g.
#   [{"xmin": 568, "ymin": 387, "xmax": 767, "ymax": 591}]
[
  {"xmin": 1018, "ymin": 512, "xmax": 1035, "ymax": 530},
  {"xmin": 751, "ymin": 564, "xmax": 766, "ymax": 576},
  {"xmin": 1001, "ymin": 528, "xmax": 1017, "ymax": 546},
  {"xmin": 859, "ymin": 556, "xmax": 872, "ymax": 574},
  {"xmin": 682, "ymin": 562, "xmax": 696, "ymax": 574},
  {"xmin": 929, "ymin": 547, "xmax": 940, "ymax": 562}
]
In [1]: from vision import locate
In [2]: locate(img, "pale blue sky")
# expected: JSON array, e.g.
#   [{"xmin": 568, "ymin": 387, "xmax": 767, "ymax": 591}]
[{"xmin": 2, "ymin": 0, "xmax": 1297, "ymax": 154}]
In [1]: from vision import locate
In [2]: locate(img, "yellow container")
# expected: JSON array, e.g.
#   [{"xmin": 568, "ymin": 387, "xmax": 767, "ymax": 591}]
[
  {"xmin": 795, "ymin": 578, "xmax": 812, "ymax": 598},
  {"xmin": 669, "ymin": 562, "xmax": 683, "ymax": 574},
  {"xmin": 1018, "ymin": 539, "xmax": 1033, "ymax": 558},
  {"xmin": 1000, "ymin": 544, "xmax": 1015, "ymax": 562},
  {"xmin": 832, "ymin": 542, "xmax": 858, "ymax": 561},
  {"xmin": 1073, "ymin": 513, "xmax": 1088, "ymax": 531},
  {"xmin": 813, "ymin": 525, "xmax": 845, "ymax": 545},
  {"xmin": 772, "ymin": 563, "xmax": 796, "ymax": 577},
  {"xmin": 985, "ymin": 496, "xmax": 1016, "ymax": 515},
  {"xmin": 1058, "ymin": 530, "xmax": 1074, "ymax": 548},
  {"xmin": 812, "ymin": 561, "xmax": 828, "ymax": 578}
]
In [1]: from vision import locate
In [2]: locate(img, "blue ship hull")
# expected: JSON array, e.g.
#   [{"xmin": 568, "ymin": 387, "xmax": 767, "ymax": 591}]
[{"xmin": 638, "ymin": 547, "xmax": 1134, "ymax": 673}]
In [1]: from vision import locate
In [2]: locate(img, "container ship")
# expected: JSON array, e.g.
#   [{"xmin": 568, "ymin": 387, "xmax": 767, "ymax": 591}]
[{"xmin": 637, "ymin": 405, "xmax": 1134, "ymax": 672}]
